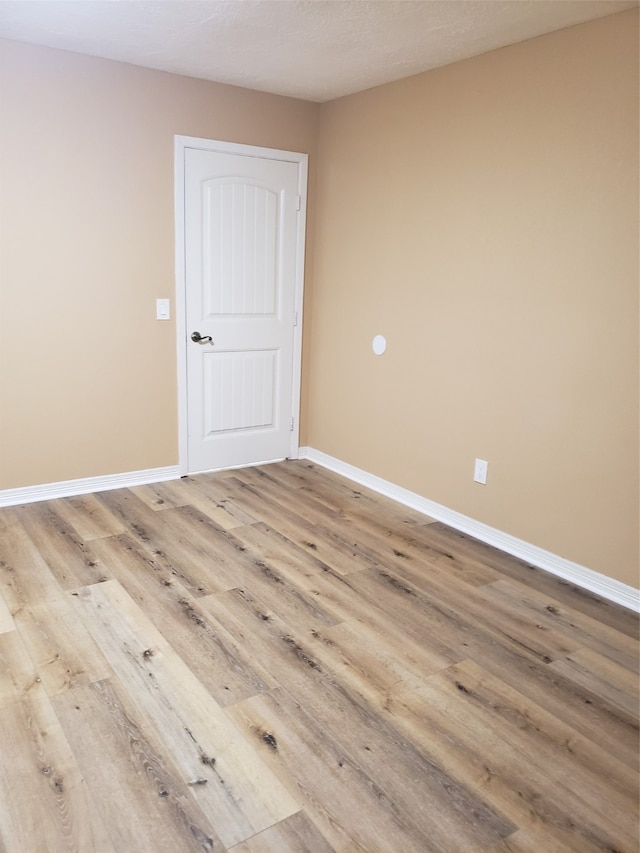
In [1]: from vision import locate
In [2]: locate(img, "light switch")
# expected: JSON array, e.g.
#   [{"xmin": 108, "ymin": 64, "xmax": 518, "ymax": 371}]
[{"xmin": 156, "ymin": 298, "xmax": 170, "ymax": 320}]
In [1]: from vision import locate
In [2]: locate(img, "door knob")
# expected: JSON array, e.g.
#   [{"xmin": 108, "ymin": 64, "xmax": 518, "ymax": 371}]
[{"xmin": 191, "ymin": 331, "xmax": 213, "ymax": 344}]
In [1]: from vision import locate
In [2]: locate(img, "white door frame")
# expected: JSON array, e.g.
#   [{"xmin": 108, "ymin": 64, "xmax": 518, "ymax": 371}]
[{"xmin": 174, "ymin": 135, "xmax": 308, "ymax": 476}]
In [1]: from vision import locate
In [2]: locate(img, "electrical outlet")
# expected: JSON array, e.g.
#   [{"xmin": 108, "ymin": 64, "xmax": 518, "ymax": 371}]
[{"xmin": 474, "ymin": 458, "xmax": 488, "ymax": 485}]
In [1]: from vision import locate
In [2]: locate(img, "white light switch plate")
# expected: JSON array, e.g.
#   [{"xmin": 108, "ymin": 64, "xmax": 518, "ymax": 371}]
[{"xmin": 156, "ymin": 298, "xmax": 170, "ymax": 320}]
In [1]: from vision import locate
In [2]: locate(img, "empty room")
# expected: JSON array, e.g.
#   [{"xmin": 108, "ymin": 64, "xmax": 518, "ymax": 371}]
[{"xmin": 0, "ymin": 1, "xmax": 638, "ymax": 851}]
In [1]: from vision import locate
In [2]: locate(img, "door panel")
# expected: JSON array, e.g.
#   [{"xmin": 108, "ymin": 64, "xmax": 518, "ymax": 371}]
[
  {"xmin": 184, "ymin": 146, "xmax": 301, "ymax": 473},
  {"xmin": 203, "ymin": 180, "xmax": 278, "ymax": 316},
  {"xmin": 203, "ymin": 349, "xmax": 277, "ymax": 434}
]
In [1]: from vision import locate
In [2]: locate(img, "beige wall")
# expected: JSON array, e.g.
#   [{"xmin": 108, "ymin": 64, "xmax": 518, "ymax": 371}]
[
  {"xmin": 307, "ymin": 10, "xmax": 639, "ymax": 586},
  {"xmin": 0, "ymin": 39, "xmax": 318, "ymax": 488}
]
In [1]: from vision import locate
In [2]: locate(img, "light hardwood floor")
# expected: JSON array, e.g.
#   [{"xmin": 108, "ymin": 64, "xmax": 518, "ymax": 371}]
[{"xmin": 0, "ymin": 460, "xmax": 637, "ymax": 852}]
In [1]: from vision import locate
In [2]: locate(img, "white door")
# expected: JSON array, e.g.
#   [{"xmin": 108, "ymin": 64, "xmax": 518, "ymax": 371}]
[{"xmin": 181, "ymin": 142, "xmax": 306, "ymax": 474}]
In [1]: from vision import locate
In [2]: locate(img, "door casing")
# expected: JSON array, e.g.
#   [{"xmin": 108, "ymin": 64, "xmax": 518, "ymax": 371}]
[{"xmin": 174, "ymin": 135, "xmax": 308, "ymax": 475}]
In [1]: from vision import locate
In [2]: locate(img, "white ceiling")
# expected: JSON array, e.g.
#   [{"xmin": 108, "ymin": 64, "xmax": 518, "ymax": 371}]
[{"xmin": 0, "ymin": 0, "xmax": 636, "ymax": 102}]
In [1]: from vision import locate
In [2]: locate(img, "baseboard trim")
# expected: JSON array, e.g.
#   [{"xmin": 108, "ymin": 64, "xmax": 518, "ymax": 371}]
[
  {"xmin": 299, "ymin": 447, "xmax": 639, "ymax": 613},
  {"xmin": 0, "ymin": 465, "xmax": 181, "ymax": 508}
]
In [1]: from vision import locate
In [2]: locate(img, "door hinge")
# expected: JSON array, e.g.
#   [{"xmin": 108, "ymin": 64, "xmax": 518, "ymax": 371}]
[
  {"xmin": 290, "ymin": 417, "xmax": 295, "ymax": 432},
  {"xmin": 296, "ymin": 195, "xmax": 302, "ymax": 211},
  {"xmin": 293, "ymin": 310, "xmax": 298, "ymax": 326}
]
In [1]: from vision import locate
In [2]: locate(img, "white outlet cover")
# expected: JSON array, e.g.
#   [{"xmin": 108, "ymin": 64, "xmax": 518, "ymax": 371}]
[
  {"xmin": 474, "ymin": 458, "xmax": 488, "ymax": 485},
  {"xmin": 372, "ymin": 334, "xmax": 386, "ymax": 355}
]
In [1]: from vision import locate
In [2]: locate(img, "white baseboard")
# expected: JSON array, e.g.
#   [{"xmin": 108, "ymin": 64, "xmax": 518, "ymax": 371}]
[
  {"xmin": 299, "ymin": 447, "xmax": 639, "ymax": 613},
  {"xmin": 0, "ymin": 465, "xmax": 181, "ymax": 508},
  {"xmin": 2, "ymin": 451, "xmax": 636, "ymax": 612}
]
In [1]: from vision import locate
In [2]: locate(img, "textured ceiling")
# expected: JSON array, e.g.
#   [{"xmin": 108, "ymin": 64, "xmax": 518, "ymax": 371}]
[{"xmin": 0, "ymin": 0, "xmax": 637, "ymax": 102}]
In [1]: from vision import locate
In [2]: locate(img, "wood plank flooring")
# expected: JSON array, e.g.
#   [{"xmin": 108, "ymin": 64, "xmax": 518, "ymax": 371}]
[{"xmin": 0, "ymin": 460, "xmax": 637, "ymax": 852}]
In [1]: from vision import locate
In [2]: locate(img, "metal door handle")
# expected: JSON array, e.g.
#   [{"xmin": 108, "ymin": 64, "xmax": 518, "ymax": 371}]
[{"xmin": 191, "ymin": 331, "xmax": 213, "ymax": 344}]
